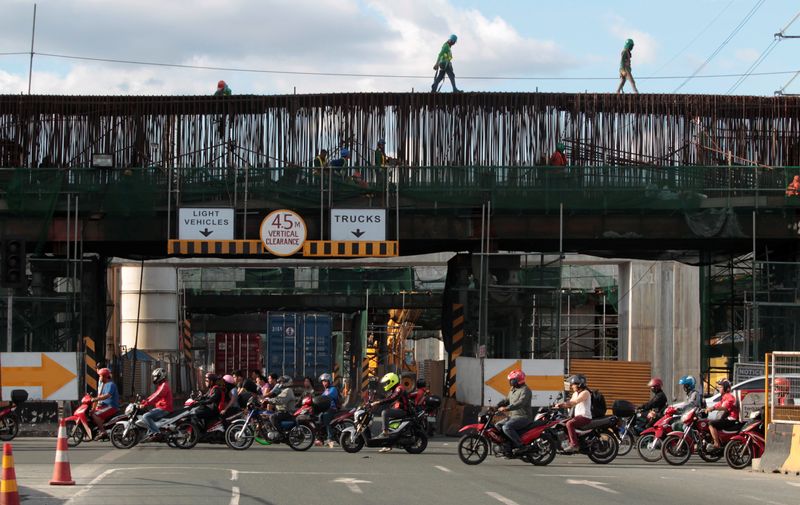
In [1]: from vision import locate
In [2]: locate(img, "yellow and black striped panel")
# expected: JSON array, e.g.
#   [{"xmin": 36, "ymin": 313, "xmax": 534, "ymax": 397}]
[
  {"xmin": 303, "ymin": 241, "xmax": 399, "ymax": 258},
  {"xmin": 361, "ymin": 347, "xmax": 378, "ymax": 391},
  {"xmin": 182, "ymin": 319, "xmax": 192, "ymax": 363},
  {"xmin": 447, "ymin": 304, "xmax": 464, "ymax": 397},
  {"xmin": 84, "ymin": 335, "xmax": 98, "ymax": 395},
  {"xmin": 167, "ymin": 240, "xmax": 266, "ymax": 255}
]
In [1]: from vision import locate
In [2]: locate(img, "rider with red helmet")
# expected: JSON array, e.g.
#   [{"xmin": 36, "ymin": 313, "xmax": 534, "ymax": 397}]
[
  {"xmin": 639, "ymin": 377, "xmax": 668, "ymax": 425},
  {"xmin": 496, "ymin": 370, "xmax": 532, "ymax": 456},
  {"xmin": 91, "ymin": 367, "xmax": 119, "ymax": 440},
  {"xmin": 706, "ymin": 378, "xmax": 740, "ymax": 452}
]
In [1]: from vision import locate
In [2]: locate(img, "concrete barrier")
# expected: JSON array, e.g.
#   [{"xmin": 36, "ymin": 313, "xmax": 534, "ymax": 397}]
[{"xmin": 759, "ymin": 423, "xmax": 800, "ymax": 475}]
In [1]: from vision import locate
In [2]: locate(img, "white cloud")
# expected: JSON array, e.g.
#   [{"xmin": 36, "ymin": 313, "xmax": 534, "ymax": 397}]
[
  {"xmin": 734, "ymin": 48, "xmax": 760, "ymax": 64},
  {"xmin": 607, "ymin": 14, "xmax": 658, "ymax": 66}
]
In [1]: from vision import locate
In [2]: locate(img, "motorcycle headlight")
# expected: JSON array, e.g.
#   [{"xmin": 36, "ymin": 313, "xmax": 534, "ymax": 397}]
[{"xmin": 125, "ymin": 404, "xmax": 135, "ymax": 416}]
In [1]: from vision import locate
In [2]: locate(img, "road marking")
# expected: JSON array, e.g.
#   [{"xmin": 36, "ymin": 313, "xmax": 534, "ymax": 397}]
[
  {"xmin": 230, "ymin": 486, "xmax": 240, "ymax": 505},
  {"xmin": 435, "ymin": 465, "xmax": 452, "ymax": 473},
  {"xmin": 743, "ymin": 495, "xmax": 789, "ymax": 505},
  {"xmin": 788, "ymin": 482, "xmax": 800, "ymax": 488},
  {"xmin": 332, "ymin": 477, "xmax": 371, "ymax": 494},
  {"xmin": 566, "ymin": 479, "xmax": 619, "ymax": 494},
  {"xmin": 231, "ymin": 469, "xmax": 239, "ymax": 481},
  {"xmin": 486, "ymin": 492, "xmax": 520, "ymax": 505},
  {"xmin": 65, "ymin": 468, "xmax": 116, "ymax": 505}
]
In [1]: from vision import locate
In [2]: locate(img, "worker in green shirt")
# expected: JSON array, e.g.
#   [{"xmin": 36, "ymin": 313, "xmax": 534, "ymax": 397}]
[
  {"xmin": 215, "ymin": 80, "xmax": 232, "ymax": 96},
  {"xmin": 616, "ymin": 39, "xmax": 638, "ymax": 94},
  {"xmin": 431, "ymin": 34, "xmax": 462, "ymax": 93}
]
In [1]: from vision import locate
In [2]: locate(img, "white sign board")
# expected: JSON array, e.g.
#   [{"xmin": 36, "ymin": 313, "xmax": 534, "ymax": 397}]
[
  {"xmin": 179, "ymin": 208, "xmax": 234, "ymax": 240},
  {"xmin": 260, "ymin": 209, "xmax": 307, "ymax": 256},
  {"xmin": 456, "ymin": 357, "xmax": 564, "ymax": 407},
  {"xmin": 733, "ymin": 362, "xmax": 764, "ymax": 384},
  {"xmin": 330, "ymin": 209, "xmax": 386, "ymax": 241},
  {"xmin": 0, "ymin": 352, "xmax": 79, "ymax": 401}
]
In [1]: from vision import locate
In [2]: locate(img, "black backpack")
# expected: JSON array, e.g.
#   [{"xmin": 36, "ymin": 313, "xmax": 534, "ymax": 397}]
[{"xmin": 589, "ymin": 388, "xmax": 607, "ymax": 418}]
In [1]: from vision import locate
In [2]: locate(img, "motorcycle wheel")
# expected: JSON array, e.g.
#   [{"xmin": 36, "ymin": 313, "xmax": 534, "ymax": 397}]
[
  {"xmin": 340, "ymin": 430, "xmax": 365, "ymax": 454},
  {"xmin": 110, "ymin": 423, "xmax": 139, "ymax": 449},
  {"xmin": 661, "ymin": 434, "xmax": 692, "ymax": 466},
  {"xmin": 698, "ymin": 440, "xmax": 723, "ymax": 463},
  {"xmin": 724, "ymin": 439, "xmax": 752, "ymax": 470},
  {"xmin": 457, "ymin": 433, "xmax": 488, "ymax": 465},
  {"xmin": 287, "ymin": 424, "xmax": 314, "ymax": 451},
  {"xmin": 66, "ymin": 421, "xmax": 86, "ymax": 447},
  {"xmin": 403, "ymin": 429, "xmax": 428, "ymax": 454},
  {"xmin": 173, "ymin": 421, "xmax": 199, "ymax": 449},
  {"xmin": 587, "ymin": 431, "xmax": 619, "ymax": 464},
  {"xmin": 330, "ymin": 420, "xmax": 354, "ymax": 443},
  {"xmin": 618, "ymin": 432, "xmax": 635, "ymax": 456},
  {"xmin": 0, "ymin": 414, "xmax": 20, "ymax": 442},
  {"xmin": 225, "ymin": 421, "xmax": 254, "ymax": 451},
  {"xmin": 636, "ymin": 433, "xmax": 663, "ymax": 463},
  {"xmin": 528, "ymin": 437, "xmax": 557, "ymax": 466}
]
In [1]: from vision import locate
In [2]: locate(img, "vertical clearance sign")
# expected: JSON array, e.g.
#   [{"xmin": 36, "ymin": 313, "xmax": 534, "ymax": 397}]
[{"xmin": 259, "ymin": 209, "xmax": 307, "ymax": 256}]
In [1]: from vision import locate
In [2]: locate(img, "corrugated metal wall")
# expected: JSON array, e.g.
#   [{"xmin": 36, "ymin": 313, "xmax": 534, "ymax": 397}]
[{"xmin": 569, "ymin": 359, "xmax": 652, "ymax": 408}]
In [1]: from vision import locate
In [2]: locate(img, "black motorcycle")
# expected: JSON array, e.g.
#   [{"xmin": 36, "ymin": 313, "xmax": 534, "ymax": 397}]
[
  {"xmin": 224, "ymin": 398, "xmax": 314, "ymax": 451},
  {"xmin": 339, "ymin": 404, "xmax": 427, "ymax": 454}
]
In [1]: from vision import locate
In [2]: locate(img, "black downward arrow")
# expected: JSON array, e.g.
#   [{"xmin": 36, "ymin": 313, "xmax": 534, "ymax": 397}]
[
  {"xmin": 351, "ymin": 229, "xmax": 366, "ymax": 238},
  {"xmin": 200, "ymin": 228, "xmax": 214, "ymax": 237}
]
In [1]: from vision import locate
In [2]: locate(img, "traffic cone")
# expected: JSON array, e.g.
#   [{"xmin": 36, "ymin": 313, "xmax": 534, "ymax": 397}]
[
  {"xmin": 1, "ymin": 443, "xmax": 20, "ymax": 505},
  {"xmin": 49, "ymin": 420, "xmax": 74, "ymax": 486}
]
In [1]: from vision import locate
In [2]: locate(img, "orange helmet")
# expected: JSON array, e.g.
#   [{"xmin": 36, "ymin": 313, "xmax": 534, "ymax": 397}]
[{"xmin": 775, "ymin": 377, "xmax": 790, "ymax": 394}]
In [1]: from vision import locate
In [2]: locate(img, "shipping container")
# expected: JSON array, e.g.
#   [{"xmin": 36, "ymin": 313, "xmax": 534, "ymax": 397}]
[
  {"xmin": 267, "ymin": 313, "xmax": 331, "ymax": 379},
  {"xmin": 213, "ymin": 333, "xmax": 263, "ymax": 375}
]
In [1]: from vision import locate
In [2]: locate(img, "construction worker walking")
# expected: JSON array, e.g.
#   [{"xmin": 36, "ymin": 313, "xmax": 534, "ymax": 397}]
[
  {"xmin": 616, "ymin": 39, "xmax": 639, "ymax": 94},
  {"xmin": 431, "ymin": 34, "xmax": 462, "ymax": 93}
]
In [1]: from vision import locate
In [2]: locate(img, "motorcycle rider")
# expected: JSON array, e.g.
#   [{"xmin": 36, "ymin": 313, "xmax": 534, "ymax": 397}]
[
  {"xmin": 638, "ymin": 377, "xmax": 667, "ymax": 427},
  {"xmin": 370, "ymin": 372, "xmax": 412, "ymax": 453},
  {"xmin": 496, "ymin": 370, "xmax": 533, "ymax": 456},
  {"xmin": 318, "ymin": 373, "xmax": 340, "ymax": 448},
  {"xmin": 670, "ymin": 375, "xmax": 702, "ymax": 431},
  {"xmin": 195, "ymin": 373, "xmax": 226, "ymax": 428},
  {"xmin": 139, "ymin": 368, "xmax": 173, "ymax": 441},
  {"xmin": 557, "ymin": 374, "xmax": 592, "ymax": 453},
  {"xmin": 705, "ymin": 378, "xmax": 740, "ymax": 452},
  {"xmin": 409, "ymin": 378, "xmax": 429, "ymax": 407},
  {"xmin": 90, "ymin": 367, "xmax": 119, "ymax": 440},
  {"xmin": 220, "ymin": 374, "xmax": 239, "ymax": 417},
  {"xmin": 265, "ymin": 375, "xmax": 296, "ymax": 433}
]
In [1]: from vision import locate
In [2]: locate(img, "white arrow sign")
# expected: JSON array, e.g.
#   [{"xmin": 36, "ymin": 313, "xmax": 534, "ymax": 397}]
[
  {"xmin": 565, "ymin": 479, "xmax": 618, "ymax": 494},
  {"xmin": 331, "ymin": 477, "xmax": 372, "ymax": 494}
]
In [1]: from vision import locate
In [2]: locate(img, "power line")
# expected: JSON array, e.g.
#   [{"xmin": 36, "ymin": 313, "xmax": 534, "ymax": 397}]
[{"xmin": 675, "ymin": 0, "xmax": 766, "ymax": 92}]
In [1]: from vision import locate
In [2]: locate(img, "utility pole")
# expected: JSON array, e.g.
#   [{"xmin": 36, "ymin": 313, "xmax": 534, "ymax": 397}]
[
  {"xmin": 773, "ymin": 11, "xmax": 800, "ymax": 95},
  {"xmin": 27, "ymin": 4, "xmax": 37, "ymax": 94}
]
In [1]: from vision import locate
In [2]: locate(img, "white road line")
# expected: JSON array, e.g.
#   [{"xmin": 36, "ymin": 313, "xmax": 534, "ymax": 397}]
[
  {"xmin": 788, "ymin": 482, "xmax": 800, "ymax": 488},
  {"xmin": 743, "ymin": 495, "xmax": 789, "ymax": 505},
  {"xmin": 231, "ymin": 469, "xmax": 239, "ymax": 481},
  {"xmin": 65, "ymin": 468, "xmax": 117, "ymax": 505},
  {"xmin": 332, "ymin": 477, "xmax": 371, "ymax": 494},
  {"xmin": 435, "ymin": 465, "xmax": 452, "ymax": 473},
  {"xmin": 566, "ymin": 479, "xmax": 618, "ymax": 494},
  {"xmin": 486, "ymin": 492, "xmax": 520, "ymax": 505},
  {"xmin": 230, "ymin": 486, "xmax": 240, "ymax": 505}
]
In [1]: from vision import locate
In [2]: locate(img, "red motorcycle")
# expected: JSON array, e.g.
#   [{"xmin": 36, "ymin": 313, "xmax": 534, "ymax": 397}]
[
  {"xmin": 64, "ymin": 393, "xmax": 128, "ymax": 447},
  {"xmin": 724, "ymin": 409, "xmax": 764, "ymax": 469},
  {"xmin": 294, "ymin": 396, "xmax": 355, "ymax": 444},
  {"xmin": 661, "ymin": 407, "xmax": 742, "ymax": 465},
  {"xmin": 0, "ymin": 390, "xmax": 28, "ymax": 441},
  {"xmin": 635, "ymin": 406, "xmax": 681, "ymax": 462}
]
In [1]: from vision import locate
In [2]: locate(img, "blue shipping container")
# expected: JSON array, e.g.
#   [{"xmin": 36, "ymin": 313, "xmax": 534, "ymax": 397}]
[{"xmin": 267, "ymin": 312, "xmax": 332, "ymax": 380}]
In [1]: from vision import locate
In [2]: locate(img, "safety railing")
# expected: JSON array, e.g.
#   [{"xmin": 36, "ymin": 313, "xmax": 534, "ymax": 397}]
[{"xmin": 767, "ymin": 351, "xmax": 800, "ymax": 424}]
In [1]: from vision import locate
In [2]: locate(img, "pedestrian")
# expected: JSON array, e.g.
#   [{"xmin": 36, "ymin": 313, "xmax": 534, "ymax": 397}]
[
  {"xmin": 301, "ymin": 376, "xmax": 315, "ymax": 398},
  {"xmin": 549, "ymin": 143, "xmax": 567, "ymax": 166},
  {"xmin": 786, "ymin": 175, "xmax": 800, "ymax": 196},
  {"xmin": 616, "ymin": 39, "xmax": 639, "ymax": 94},
  {"xmin": 431, "ymin": 34, "xmax": 462, "ymax": 93},
  {"xmin": 215, "ymin": 80, "xmax": 232, "ymax": 96}
]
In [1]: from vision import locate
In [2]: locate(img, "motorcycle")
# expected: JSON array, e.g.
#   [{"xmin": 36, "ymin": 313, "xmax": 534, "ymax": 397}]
[
  {"xmin": 610, "ymin": 400, "xmax": 639, "ymax": 456},
  {"xmin": 224, "ymin": 397, "xmax": 314, "ymax": 451},
  {"xmin": 724, "ymin": 409, "xmax": 764, "ymax": 469},
  {"xmin": 0, "ymin": 390, "xmax": 27, "ymax": 442},
  {"xmin": 64, "ymin": 394, "xmax": 128, "ymax": 447},
  {"xmin": 661, "ymin": 407, "xmax": 742, "ymax": 466},
  {"xmin": 635, "ymin": 406, "xmax": 681, "ymax": 462},
  {"xmin": 186, "ymin": 395, "xmax": 244, "ymax": 446},
  {"xmin": 414, "ymin": 394, "xmax": 441, "ymax": 437},
  {"xmin": 109, "ymin": 396, "xmax": 197, "ymax": 449},
  {"xmin": 339, "ymin": 403, "xmax": 427, "ymax": 454},
  {"xmin": 294, "ymin": 396, "xmax": 354, "ymax": 445}
]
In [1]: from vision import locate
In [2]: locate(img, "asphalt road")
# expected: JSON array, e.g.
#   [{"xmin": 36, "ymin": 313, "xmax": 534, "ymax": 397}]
[{"xmin": 6, "ymin": 438, "xmax": 799, "ymax": 505}]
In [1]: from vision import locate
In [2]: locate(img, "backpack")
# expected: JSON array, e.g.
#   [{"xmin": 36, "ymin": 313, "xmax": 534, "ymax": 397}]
[{"xmin": 589, "ymin": 389, "xmax": 607, "ymax": 418}]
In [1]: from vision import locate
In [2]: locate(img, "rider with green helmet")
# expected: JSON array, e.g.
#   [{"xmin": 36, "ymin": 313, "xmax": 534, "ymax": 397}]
[{"xmin": 370, "ymin": 372, "xmax": 412, "ymax": 451}]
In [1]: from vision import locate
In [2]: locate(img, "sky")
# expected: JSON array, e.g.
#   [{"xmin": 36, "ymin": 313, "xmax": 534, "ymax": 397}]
[{"xmin": 0, "ymin": 0, "xmax": 798, "ymax": 96}]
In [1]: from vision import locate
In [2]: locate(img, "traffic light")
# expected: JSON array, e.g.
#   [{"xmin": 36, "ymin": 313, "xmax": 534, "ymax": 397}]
[{"xmin": 1, "ymin": 239, "xmax": 26, "ymax": 289}]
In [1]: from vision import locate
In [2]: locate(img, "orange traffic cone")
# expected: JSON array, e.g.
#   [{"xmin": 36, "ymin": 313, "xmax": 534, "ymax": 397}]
[
  {"xmin": 49, "ymin": 420, "xmax": 74, "ymax": 486},
  {"xmin": 0, "ymin": 443, "xmax": 20, "ymax": 505}
]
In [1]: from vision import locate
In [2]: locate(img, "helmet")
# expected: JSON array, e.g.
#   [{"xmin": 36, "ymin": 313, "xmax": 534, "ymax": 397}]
[
  {"xmin": 380, "ymin": 372, "xmax": 400, "ymax": 392},
  {"xmin": 378, "ymin": 138, "xmax": 386, "ymax": 145},
  {"xmin": 678, "ymin": 375, "xmax": 696, "ymax": 392},
  {"xmin": 717, "ymin": 378, "xmax": 732, "ymax": 392},
  {"xmin": 217, "ymin": 80, "xmax": 226, "ymax": 89},
  {"xmin": 648, "ymin": 377, "xmax": 663, "ymax": 390},
  {"xmin": 319, "ymin": 373, "xmax": 332, "ymax": 383},
  {"xmin": 568, "ymin": 374, "xmax": 587, "ymax": 388},
  {"xmin": 775, "ymin": 377, "xmax": 790, "ymax": 394},
  {"xmin": 279, "ymin": 375, "xmax": 293, "ymax": 385},
  {"xmin": 97, "ymin": 368, "xmax": 111, "ymax": 379},
  {"xmin": 625, "ymin": 38, "xmax": 634, "ymax": 49},
  {"xmin": 222, "ymin": 374, "xmax": 235, "ymax": 385},
  {"xmin": 205, "ymin": 373, "xmax": 219, "ymax": 383},
  {"xmin": 448, "ymin": 34, "xmax": 458, "ymax": 44},
  {"xmin": 416, "ymin": 378, "xmax": 427, "ymax": 388},
  {"xmin": 340, "ymin": 148, "xmax": 350, "ymax": 158},
  {"xmin": 556, "ymin": 142, "xmax": 565, "ymax": 152},
  {"xmin": 151, "ymin": 368, "xmax": 167, "ymax": 384},
  {"xmin": 507, "ymin": 370, "xmax": 526, "ymax": 388}
]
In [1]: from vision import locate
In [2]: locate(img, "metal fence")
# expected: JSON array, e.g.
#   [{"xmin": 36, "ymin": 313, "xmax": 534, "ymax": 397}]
[{"xmin": 768, "ymin": 351, "xmax": 800, "ymax": 424}]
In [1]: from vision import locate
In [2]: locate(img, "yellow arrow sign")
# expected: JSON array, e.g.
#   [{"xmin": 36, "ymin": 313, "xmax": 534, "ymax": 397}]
[
  {"xmin": 485, "ymin": 359, "xmax": 564, "ymax": 396},
  {"xmin": 0, "ymin": 354, "xmax": 77, "ymax": 398}
]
